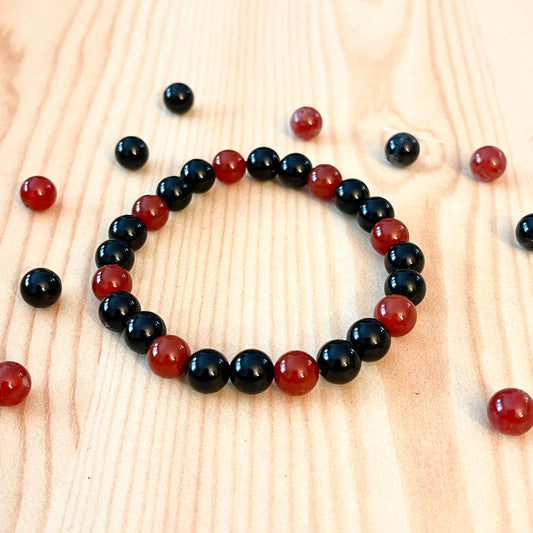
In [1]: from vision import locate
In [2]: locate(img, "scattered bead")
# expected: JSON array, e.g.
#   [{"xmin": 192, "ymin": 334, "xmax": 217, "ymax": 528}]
[
  {"xmin": 20, "ymin": 267, "xmax": 62, "ymax": 308},
  {"xmin": 115, "ymin": 136, "xmax": 149, "ymax": 170},
  {"xmin": 357, "ymin": 196, "xmax": 395, "ymax": 232},
  {"xmin": 385, "ymin": 132, "xmax": 420, "ymax": 167},
  {"xmin": 334, "ymin": 179, "xmax": 370, "ymax": 215},
  {"xmin": 123, "ymin": 311, "xmax": 167, "ymax": 353},
  {"xmin": 98, "ymin": 290, "xmax": 141, "ymax": 332},
  {"xmin": 273, "ymin": 350, "xmax": 319, "ymax": 395},
  {"xmin": 384, "ymin": 242, "xmax": 425, "ymax": 274},
  {"xmin": 108, "ymin": 215, "xmax": 147, "ymax": 250},
  {"xmin": 487, "ymin": 388, "xmax": 533, "ymax": 435},
  {"xmin": 163, "ymin": 82, "xmax": 194, "ymax": 114},
  {"xmin": 187, "ymin": 349, "xmax": 230, "ymax": 393},
  {"xmin": 92, "ymin": 264, "xmax": 133, "ymax": 300},
  {"xmin": 212, "ymin": 150, "xmax": 247, "ymax": 184},
  {"xmin": 181, "ymin": 159, "xmax": 216, "ymax": 193},
  {"xmin": 230, "ymin": 349, "xmax": 274, "ymax": 394},
  {"xmin": 317, "ymin": 340, "xmax": 362, "ymax": 384},
  {"xmin": 515, "ymin": 214, "xmax": 533, "ymax": 251},
  {"xmin": 373, "ymin": 294, "xmax": 417, "ymax": 337},
  {"xmin": 384, "ymin": 269, "xmax": 426, "ymax": 305},
  {"xmin": 370, "ymin": 218, "xmax": 409, "ymax": 255},
  {"xmin": 147, "ymin": 335, "xmax": 190, "ymax": 378},
  {"xmin": 346, "ymin": 318, "xmax": 391, "ymax": 362},
  {"xmin": 469, "ymin": 145, "xmax": 506, "ymax": 182},
  {"xmin": 132, "ymin": 195, "xmax": 169, "ymax": 231},
  {"xmin": 278, "ymin": 153, "xmax": 312, "ymax": 188},
  {"xmin": 307, "ymin": 164, "xmax": 342, "ymax": 200},
  {"xmin": 290, "ymin": 106, "xmax": 323, "ymax": 140},
  {"xmin": 95, "ymin": 239, "xmax": 135, "ymax": 270},
  {"xmin": 20, "ymin": 176, "xmax": 57, "ymax": 211},
  {"xmin": 0, "ymin": 361, "xmax": 32, "ymax": 406},
  {"xmin": 157, "ymin": 176, "xmax": 193, "ymax": 211},
  {"xmin": 246, "ymin": 147, "xmax": 280, "ymax": 181}
]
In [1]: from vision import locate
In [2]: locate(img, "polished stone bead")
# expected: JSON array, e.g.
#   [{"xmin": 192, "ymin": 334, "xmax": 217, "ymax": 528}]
[
  {"xmin": 487, "ymin": 388, "xmax": 533, "ymax": 435},
  {"xmin": 157, "ymin": 176, "xmax": 193, "ymax": 211},
  {"xmin": 370, "ymin": 218, "xmax": 409, "ymax": 255},
  {"xmin": 187, "ymin": 349, "xmax": 230, "ymax": 393},
  {"xmin": 515, "ymin": 214, "xmax": 533, "ymax": 251},
  {"xmin": 95, "ymin": 239, "xmax": 135, "ymax": 270},
  {"xmin": 0, "ymin": 361, "xmax": 32, "ymax": 406},
  {"xmin": 307, "ymin": 164, "xmax": 342, "ymax": 200},
  {"xmin": 108, "ymin": 215, "xmax": 147, "ymax": 250},
  {"xmin": 115, "ymin": 136, "xmax": 149, "ymax": 170},
  {"xmin": 147, "ymin": 335, "xmax": 190, "ymax": 378},
  {"xmin": 373, "ymin": 295, "xmax": 417, "ymax": 337},
  {"xmin": 246, "ymin": 147, "xmax": 280, "ymax": 181},
  {"xmin": 98, "ymin": 290, "xmax": 141, "ymax": 332},
  {"xmin": 163, "ymin": 82, "xmax": 194, "ymax": 114},
  {"xmin": 385, "ymin": 269, "xmax": 426, "ymax": 305},
  {"xmin": 181, "ymin": 159, "xmax": 216, "ymax": 193},
  {"xmin": 274, "ymin": 350, "xmax": 319, "ymax": 395},
  {"xmin": 356, "ymin": 196, "xmax": 394, "ymax": 232},
  {"xmin": 385, "ymin": 132, "xmax": 420, "ymax": 167},
  {"xmin": 20, "ymin": 176, "xmax": 57, "ymax": 211},
  {"xmin": 334, "ymin": 179, "xmax": 370, "ymax": 215},
  {"xmin": 346, "ymin": 318, "xmax": 391, "ymax": 362},
  {"xmin": 92, "ymin": 264, "xmax": 133, "ymax": 300},
  {"xmin": 384, "ymin": 242, "xmax": 425, "ymax": 273},
  {"xmin": 20, "ymin": 268, "xmax": 62, "ymax": 308},
  {"xmin": 470, "ymin": 145, "xmax": 506, "ymax": 182},
  {"xmin": 278, "ymin": 153, "xmax": 312, "ymax": 188},
  {"xmin": 290, "ymin": 106, "xmax": 323, "ymax": 140},
  {"xmin": 230, "ymin": 349, "xmax": 274, "ymax": 394},
  {"xmin": 317, "ymin": 340, "xmax": 362, "ymax": 384},
  {"xmin": 123, "ymin": 311, "xmax": 167, "ymax": 353}
]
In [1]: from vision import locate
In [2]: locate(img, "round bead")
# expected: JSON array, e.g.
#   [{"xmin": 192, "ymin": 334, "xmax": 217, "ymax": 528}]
[
  {"xmin": 487, "ymin": 388, "xmax": 533, "ymax": 435},
  {"xmin": 20, "ymin": 268, "xmax": 62, "ymax": 308},
  {"xmin": 278, "ymin": 153, "xmax": 312, "ymax": 188},
  {"xmin": 147, "ymin": 335, "xmax": 190, "ymax": 378},
  {"xmin": 317, "ymin": 340, "xmax": 362, "ymax": 384},
  {"xmin": 515, "ymin": 214, "xmax": 533, "ymax": 251},
  {"xmin": 98, "ymin": 290, "xmax": 141, "ymax": 332},
  {"xmin": 373, "ymin": 294, "xmax": 417, "ymax": 337},
  {"xmin": 385, "ymin": 269, "xmax": 426, "ymax": 305},
  {"xmin": 20, "ymin": 176, "xmax": 57, "ymax": 211},
  {"xmin": 132, "ymin": 194, "xmax": 169, "ymax": 231},
  {"xmin": 212, "ymin": 150, "xmax": 247, "ymax": 184},
  {"xmin": 357, "ymin": 196, "xmax": 395, "ymax": 232},
  {"xmin": 95, "ymin": 239, "xmax": 135, "ymax": 270},
  {"xmin": 115, "ymin": 136, "xmax": 149, "ymax": 170},
  {"xmin": 246, "ymin": 147, "xmax": 280, "ymax": 181},
  {"xmin": 123, "ymin": 311, "xmax": 167, "ymax": 353},
  {"xmin": 156, "ymin": 176, "xmax": 193, "ymax": 211},
  {"xmin": 163, "ymin": 82, "xmax": 194, "ymax": 114},
  {"xmin": 385, "ymin": 132, "xmax": 420, "ymax": 167},
  {"xmin": 385, "ymin": 242, "xmax": 425, "ymax": 274},
  {"xmin": 370, "ymin": 218, "xmax": 409, "ymax": 255},
  {"xmin": 230, "ymin": 349, "xmax": 274, "ymax": 394},
  {"xmin": 186, "ymin": 349, "xmax": 230, "ymax": 393},
  {"xmin": 346, "ymin": 318, "xmax": 391, "ymax": 362},
  {"xmin": 0, "ymin": 361, "xmax": 32, "ymax": 406},
  {"xmin": 290, "ymin": 106, "xmax": 323, "ymax": 140},
  {"xmin": 307, "ymin": 164, "xmax": 342, "ymax": 200},
  {"xmin": 181, "ymin": 159, "xmax": 216, "ymax": 193},
  {"xmin": 273, "ymin": 350, "xmax": 319, "ymax": 396},
  {"xmin": 108, "ymin": 215, "xmax": 147, "ymax": 250},
  {"xmin": 334, "ymin": 179, "xmax": 370, "ymax": 215},
  {"xmin": 470, "ymin": 145, "xmax": 507, "ymax": 182},
  {"xmin": 92, "ymin": 264, "xmax": 133, "ymax": 300}
]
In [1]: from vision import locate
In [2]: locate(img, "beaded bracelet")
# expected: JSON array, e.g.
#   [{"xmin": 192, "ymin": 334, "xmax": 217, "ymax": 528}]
[{"xmin": 92, "ymin": 147, "xmax": 426, "ymax": 396}]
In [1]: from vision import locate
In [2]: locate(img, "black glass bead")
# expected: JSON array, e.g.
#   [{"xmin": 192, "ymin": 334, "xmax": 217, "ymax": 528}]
[
  {"xmin": 384, "ymin": 242, "xmax": 425, "ymax": 274},
  {"xmin": 108, "ymin": 215, "xmax": 147, "ymax": 251},
  {"xmin": 334, "ymin": 179, "xmax": 370, "ymax": 215},
  {"xmin": 356, "ymin": 196, "xmax": 394, "ymax": 232},
  {"xmin": 515, "ymin": 214, "xmax": 533, "ymax": 251},
  {"xmin": 385, "ymin": 269, "xmax": 426, "ymax": 305},
  {"xmin": 157, "ymin": 175, "xmax": 193, "ymax": 211},
  {"xmin": 186, "ymin": 349, "xmax": 230, "ymax": 393},
  {"xmin": 181, "ymin": 159, "xmax": 216, "ymax": 193},
  {"xmin": 278, "ymin": 153, "xmax": 312, "ymax": 188},
  {"xmin": 123, "ymin": 311, "xmax": 167, "ymax": 353},
  {"xmin": 98, "ymin": 290, "xmax": 141, "ymax": 332},
  {"xmin": 385, "ymin": 132, "xmax": 420, "ymax": 167},
  {"xmin": 346, "ymin": 318, "xmax": 391, "ymax": 362},
  {"xmin": 317, "ymin": 340, "xmax": 362, "ymax": 384},
  {"xmin": 163, "ymin": 82, "xmax": 194, "ymax": 114},
  {"xmin": 20, "ymin": 267, "xmax": 62, "ymax": 308},
  {"xmin": 115, "ymin": 136, "xmax": 149, "ymax": 170},
  {"xmin": 246, "ymin": 147, "xmax": 280, "ymax": 181},
  {"xmin": 230, "ymin": 349, "xmax": 274, "ymax": 394},
  {"xmin": 95, "ymin": 239, "xmax": 135, "ymax": 270}
]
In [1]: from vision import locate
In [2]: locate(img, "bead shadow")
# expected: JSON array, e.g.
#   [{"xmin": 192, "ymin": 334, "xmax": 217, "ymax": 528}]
[
  {"xmin": 452, "ymin": 379, "xmax": 493, "ymax": 430},
  {"xmin": 491, "ymin": 212, "xmax": 524, "ymax": 251}
]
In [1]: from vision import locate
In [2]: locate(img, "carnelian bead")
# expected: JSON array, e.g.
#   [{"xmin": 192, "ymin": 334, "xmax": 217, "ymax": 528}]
[
  {"xmin": 147, "ymin": 335, "xmax": 191, "ymax": 378},
  {"xmin": 0, "ymin": 361, "xmax": 32, "ymax": 406},
  {"xmin": 20, "ymin": 176, "xmax": 57, "ymax": 211},
  {"xmin": 290, "ymin": 106, "xmax": 323, "ymax": 140},
  {"xmin": 373, "ymin": 294, "xmax": 417, "ymax": 337},
  {"xmin": 370, "ymin": 218, "xmax": 409, "ymax": 255},
  {"xmin": 469, "ymin": 145, "xmax": 507, "ymax": 182},
  {"xmin": 487, "ymin": 388, "xmax": 533, "ymax": 435},
  {"xmin": 212, "ymin": 150, "xmax": 246, "ymax": 184},
  {"xmin": 92, "ymin": 264, "xmax": 133, "ymax": 300},
  {"xmin": 132, "ymin": 195, "xmax": 169, "ymax": 230},
  {"xmin": 307, "ymin": 164, "xmax": 342, "ymax": 200},
  {"xmin": 274, "ymin": 350, "xmax": 319, "ymax": 395}
]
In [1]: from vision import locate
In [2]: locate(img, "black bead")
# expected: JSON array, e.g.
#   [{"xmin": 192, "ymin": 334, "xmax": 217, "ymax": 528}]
[
  {"xmin": 385, "ymin": 132, "xmax": 420, "ymax": 167},
  {"xmin": 123, "ymin": 311, "xmax": 167, "ymax": 353},
  {"xmin": 108, "ymin": 215, "xmax": 147, "ymax": 251},
  {"xmin": 384, "ymin": 242, "xmax": 425, "ymax": 273},
  {"xmin": 181, "ymin": 159, "xmax": 216, "ymax": 193},
  {"xmin": 278, "ymin": 153, "xmax": 312, "ymax": 188},
  {"xmin": 95, "ymin": 239, "xmax": 135, "ymax": 270},
  {"xmin": 20, "ymin": 268, "xmax": 62, "ymax": 308},
  {"xmin": 163, "ymin": 82, "xmax": 194, "ymax": 114},
  {"xmin": 317, "ymin": 340, "xmax": 362, "ymax": 384},
  {"xmin": 356, "ymin": 196, "xmax": 394, "ymax": 232},
  {"xmin": 230, "ymin": 349, "xmax": 274, "ymax": 394},
  {"xmin": 157, "ymin": 175, "xmax": 193, "ymax": 211},
  {"xmin": 98, "ymin": 291, "xmax": 141, "ymax": 332},
  {"xmin": 385, "ymin": 269, "xmax": 426, "ymax": 305},
  {"xmin": 334, "ymin": 179, "xmax": 370, "ymax": 215},
  {"xmin": 246, "ymin": 147, "xmax": 280, "ymax": 181},
  {"xmin": 346, "ymin": 318, "xmax": 391, "ymax": 362},
  {"xmin": 115, "ymin": 136, "xmax": 149, "ymax": 170},
  {"xmin": 515, "ymin": 214, "xmax": 533, "ymax": 251},
  {"xmin": 186, "ymin": 349, "xmax": 230, "ymax": 393}
]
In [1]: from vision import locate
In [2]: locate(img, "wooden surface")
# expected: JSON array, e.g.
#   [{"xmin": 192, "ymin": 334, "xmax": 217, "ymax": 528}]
[{"xmin": 1, "ymin": 0, "xmax": 533, "ymax": 531}]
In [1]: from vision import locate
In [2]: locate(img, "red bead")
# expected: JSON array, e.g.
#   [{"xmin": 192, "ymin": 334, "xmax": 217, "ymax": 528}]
[
  {"xmin": 373, "ymin": 294, "xmax": 417, "ymax": 337},
  {"xmin": 487, "ymin": 388, "xmax": 533, "ymax": 435},
  {"xmin": 147, "ymin": 335, "xmax": 191, "ymax": 378},
  {"xmin": 20, "ymin": 176, "xmax": 57, "ymax": 211},
  {"xmin": 132, "ymin": 195, "xmax": 169, "ymax": 230},
  {"xmin": 370, "ymin": 218, "xmax": 409, "ymax": 255},
  {"xmin": 307, "ymin": 164, "xmax": 342, "ymax": 200},
  {"xmin": 92, "ymin": 264, "xmax": 133, "ymax": 300},
  {"xmin": 212, "ymin": 150, "xmax": 246, "ymax": 184},
  {"xmin": 274, "ymin": 350, "xmax": 319, "ymax": 395},
  {"xmin": 469, "ymin": 145, "xmax": 507, "ymax": 182},
  {"xmin": 0, "ymin": 361, "xmax": 32, "ymax": 406},
  {"xmin": 290, "ymin": 106, "xmax": 323, "ymax": 140}
]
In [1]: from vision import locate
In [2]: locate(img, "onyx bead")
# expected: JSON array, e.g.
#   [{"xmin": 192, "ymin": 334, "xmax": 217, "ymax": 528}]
[
  {"xmin": 246, "ymin": 147, "xmax": 280, "ymax": 181},
  {"xmin": 317, "ymin": 340, "xmax": 362, "ymax": 384},
  {"xmin": 356, "ymin": 196, "xmax": 394, "ymax": 232},
  {"xmin": 334, "ymin": 179, "xmax": 370, "ymax": 215},
  {"xmin": 20, "ymin": 268, "xmax": 62, "ymax": 308},
  {"xmin": 346, "ymin": 318, "xmax": 391, "ymax": 362},
  {"xmin": 163, "ymin": 82, "xmax": 194, "ymax": 114},
  {"xmin": 186, "ymin": 349, "xmax": 230, "ymax": 393},
  {"xmin": 115, "ymin": 136, "xmax": 149, "ymax": 170},
  {"xmin": 95, "ymin": 239, "xmax": 135, "ymax": 270},
  {"xmin": 385, "ymin": 269, "xmax": 426, "ymax": 305},
  {"xmin": 516, "ymin": 214, "xmax": 533, "ymax": 251},
  {"xmin": 98, "ymin": 290, "xmax": 141, "ymax": 332},
  {"xmin": 230, "ymin": 349, "xmax": 274, "ymax": 394},
  {"xmin": 278, "ymin": 153, "xmax": 312, "ymax": 188},
  {"xmin": 108, "ymin": 215, "xmax": 147, "ymax": 250},
  {"xmin": 123, "ymin": 311, "xmax": 167, "ymax": 353},
  {"xmin": 157, "ymin": 176, "xmax": 193, "ymax": 211},
  {"xmin": 385, "ymin": 132, "xmax": 420, "ymax": 167},
  {"xmin": 181, "ymin": 159, "xmax": 216, "ymax": 193},
  {"xmin": 384, "ymin": 242, "xmax": 425, "ymax": 273}
]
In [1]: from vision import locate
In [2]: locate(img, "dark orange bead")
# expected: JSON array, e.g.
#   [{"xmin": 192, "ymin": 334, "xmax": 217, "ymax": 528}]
[
  {"xmin": 373, "ymin": 294, "xmax": 417, "ymax": 337},
  {"xmin": 274, "ymin": 350, "xmax": 319, "ymax": 395},
  {"xmin": 469, "ymin": 145, "xmax": 507, "ymax": 182},
  {"xmin": 307, "ymin": 164, "xmax": 342, "ymax": 200},
  {"xmin": 487, "ymin": 388, "xmax": 533, "ymax": 435},
  {"xmin": 20, "ymin": 176, "xmax": 57, "ymax": 211},
  {"xmin": 0, "ymin": 361, "xmax": 32, "ymax": 406},
  {"xmin": 212, "ymin": 150, "xmax": 246, "ymax": 184},
  {"xmin": 147, "ymin": 335, "xmax": 191, "ymax": 378},
  {"xmin": 92, "ymin": 264, "xmax": 133, "ymax": 300},
  {"xmin": 132, "ymin": 194, "xmax": 169, "ymax": 230},
  {"xmin": 290, "ymin": 106, "xmax": 323, "ymax": 140},
  {"xmin": 370, "ymin": 218, "xmax": 409, "ymax": 255}
]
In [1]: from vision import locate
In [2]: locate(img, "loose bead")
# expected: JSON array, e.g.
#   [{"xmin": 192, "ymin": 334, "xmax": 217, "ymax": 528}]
[
  {"xmin": 181, "ymin": 159, "xmax": 216, "ymax": 193},
  {"xmin": 108, "ymin": 215, "xmax": 147, "ymax": 250},
  {"xmin": 246, "ymin": 147, "xmax": 280, "ymax": 181},
  {"xmin": 147, "ymin": 335, "xmax": 190, "ymax": 378},
  {"xmin": 515, "ymin": 214, "xmax": 533, "ymax": 251},
  {"xmin": 273, "ymin": 350, "xmax": 319, "ymax": 395},
  {"xmin": 20, "ymin": 176, "xmax": 57, "ymax": 211},
  {"xmin": 157, "ymin": 176, "xmax": 193, "ymax": 211},
  {"xmin": 384, "ymin": 242, "xmax": 425, "ymax": 274},
  {"xmin": 212, "ymin": 150, "xmax": 247, "ymax": 184},
  {"xmin": 307, "ymin": 164, "xmax": 342, "ymax": 200},
  {"xmin": 334, "ymin": 179, "xmax": 370, "ymax": 215},
  {"xmin": 0, "ymin": 361, "xmax": 32, "ymax": 406},
  {"xmin": 373, "ymin": 294, "xmax": 417, "ymax": 337},
  {"xmin": 290, "ymin": 106, "xmax": 323, "ymax": 140},
  {"xmin": 92, "ymin": 264, "xmax": 133, "ymax": 300},
  {"xmin": 487, "ymin": 388, "xmax": 533, "ymax": 435},
  {"xmin": 20, "ymin": 268, "xmax": 62, "ymax": 308},
  {"xmin": 278, "ymin": 153, "xmax": 312, "ymax": 188},
  {"xmin": 230, "ymin": 349, "xmax": 274, "ymax": 394},
  {"xmin": 317, "ymin": 340, "xmax": 362, "ymax": 384},
  {"xmin": 470, "ymin": 145, "xmax": 507, "ymax": 182},
  {"xmin": 115, "ymin": 136, "xmax": 149, "ymax": 170},
  {"xmin": 186, "ymin": 349, "xmax": 230, "ymax": 393},
  {"xmin": 132, "ymin": 194, "xmax": 169, "ymax": 231},
  {"xmin": 370, "ymin": 218, "xmax": 409, "ymax": 255},
  {"xmin": 385, "ymin": 269, "xmax": 426, "ymax": 305},
  {"xmin": 346, "ymin": 318, "xmax": 391, "ymax": 362},
  {"xmin": 123, "ymin": 311, "xmax": 167, "ymax": 353},
  {"xmin": 163, "ymin": 82, "xmax": 194, "ymax": 114},
  {"xmin": 385, "ymin": 132, "xmax": 420, "ymax": 167},
  {"xmin": 95, "ymin": 239, "xmax": 135, "ymax": 270},
  {"xmin": 357, "ymin": 196, "xmax": 395, "ymax": 232},
  {"xmin": 98, "ymin": 290, "xmax": 141, "ymax": 332}
]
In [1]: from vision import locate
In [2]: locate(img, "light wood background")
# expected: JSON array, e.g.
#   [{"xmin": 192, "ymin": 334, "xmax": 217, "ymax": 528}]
[{"xmin": 1, "ymin": 0, "xmax": 532, "ymax": 531}]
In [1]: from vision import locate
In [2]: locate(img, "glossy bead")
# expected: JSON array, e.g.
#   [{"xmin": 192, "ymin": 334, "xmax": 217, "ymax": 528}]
[
  {"xmin": 186, "ymin": 349, "xmax": 230, "ymax": 393},
  {"xmin": 98, "ymin": 290, "xmax": 140, "ymax": 332},
  {"xmin": 487, "ymin": 388, "xmax": 533, "ymax": 435},
  {"xmin": 385, "ymin": 269, "xmax": 426, "ymax": 305},
  {"xmin": 273, "ymin": 350, "xmax": 319, "ymax": 395},
  {"xmin": 0, "ymin": 361, "xmax": 32, "ymax": 406},
  {"xmin": 385, "ymin": 242, "xmax": 425, "ymax": 273},
  {"xmin": 346, "ymin": 318, "xmax": 391, "ymax": 362},
  {"xmin": 334, "ymin": 179, "xmax": 370, "ymax": 215},
  {"xmin": 357, "ymin": 196, "xmax": 395, "ymax": 232},
  {"xmin": 20, "ymin": 176, "xmax": 57, "ymax": 211},
  {"xmin": 147, "ymin": 335, "xmax": 190, "ymax": 378},
  {"xmin": 92, "ymin": 264, "xmax": 133, "ymax": 300},
  {"xmin": 132, "ymin": 194, "xmax": 169, "ymax": 231},
  {"xmin": 157, "ymin": 176, "xmax": 193, "ymax": 211},
  {"xmin": 374, "ymin": 294, "xmax": 417, "ymax": 337},
  {"xmin": 290, "ymin": 106, "xmax": 323, "ymax": 140},
  {"xmin": 230, "ymin": 349, "xmax": 274, "ymax": 394},
  {"xmin": 278, "ymin": 153, "xmax": 312, "ymax": 188},
  {"xmin": 181, "ymin": 159, "xmax": 216, "ymax": 193},
  {"xmin": 115, "ymin": 136, "xmax": 149, "ymax": 170},
  {"xmin": 370, "ymin": 218, "xmax": 409, "ymax": 255},
  {"xmin": 95, "ymin": 239, "xmax": 135, "ymax": 270},
  {"xmin": 108, "ymin": 215, "xmax": 147, "ymax": 250},
  {"xmin": 212, "ymin": 150, "xmax": 246, "ymax": 184},
  {"xmin": 470, "ymin": 145, "xmax": 507, "ymax": 182},
  {"xmin": 317, "ymin": 340, "xmax": 362, "ymax": 384},
  {"xmin": 307, "ymin": 164, "xmax": 342, "ymax": 200},
  {"xmin": 246, "ymin": 147, "xmax": 280, "ymax": 181},
  {"xmin": 123, "ymin": 311, "xmax": 167, "ymax": 353},
  {"xmin": 515, "ymin": 214, "xmax": 533, "ymax": 251},
  {"xmin": 20, "ymin": 268, "xmax": 62, "ymax": 308},
  {"xmin": 385, "ymin": 132, "xmax": 420, "ymax": 167},
  {"xmin": 163, "ymin": 82, "xmax": 194, "ymax": 114}
]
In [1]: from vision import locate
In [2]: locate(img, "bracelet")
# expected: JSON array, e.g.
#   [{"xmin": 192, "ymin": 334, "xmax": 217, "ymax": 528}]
[{"xmin": 92, "ymin": 147, "xmax": 426, "ymax": 396}]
